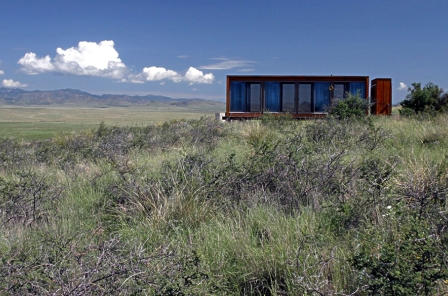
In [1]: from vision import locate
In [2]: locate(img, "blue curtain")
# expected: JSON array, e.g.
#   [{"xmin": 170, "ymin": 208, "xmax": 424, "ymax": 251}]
[
  {"xmin": 349, "ymin": 82, "xmax": 366, "ymax": 98},
  {"xmin": 230, "ymin": 82, "xmax": 246, "ymax": 111},
  {"xmin": 314, "ymin": 82, "xmax": 330, "ymax": 112},
  {"xmin": 264, "ymin": 82, "xmax": 280, "ymax": 112}
]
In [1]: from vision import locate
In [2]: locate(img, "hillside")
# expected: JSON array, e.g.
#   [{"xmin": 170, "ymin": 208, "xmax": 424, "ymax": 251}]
[{"xmin": 0, "ymin": 87, "xmax": 225, "ymax": 111}]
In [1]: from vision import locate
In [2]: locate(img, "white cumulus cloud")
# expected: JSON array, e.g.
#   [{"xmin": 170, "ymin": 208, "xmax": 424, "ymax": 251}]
[
  {"xmin": 18, "ymin": 53, "xmax": 54, "ymax": 74},
  {"xmin": 397, "ymin": 82, "xmax": 407, "ymax": 90},
  {"xmin": 18, "ymin": 40, "xmax": 127, "ymax": 79},
  {"xmin": 141, "ymin": 66, "xmax": 181, "ymax": 82},
  {"xmin": 2, "ymin": 79, "xmax": 27, "ymax": 88},
  {"xmin": 17, "ymin": 40, "xmax": 215, "ymax": 85},
  {"xmin": 0, "ymin": 70, "xmax": 4, "ymax": 75},
  {"xmin": 184, "ymin": 67, "xmax": 214, "ymax": 84},
  {"xmin": 131, "ymin": 66, "xmax": 213, "ymax": 85}
]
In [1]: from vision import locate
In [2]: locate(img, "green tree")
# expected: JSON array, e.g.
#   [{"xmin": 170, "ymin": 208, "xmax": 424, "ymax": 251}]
[
  {"xmin": 399, "ymin": 82, "xmax": 446, "ymax": 114},
  {"xmin": 435, "ymin": 92, "xmax": 448, "ymax": 112}
]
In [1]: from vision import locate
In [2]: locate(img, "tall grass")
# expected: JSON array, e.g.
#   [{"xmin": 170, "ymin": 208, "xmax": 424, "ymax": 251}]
[{"xmin": 0, "ymin": 115, "xmax": 447, "ymax": 295}]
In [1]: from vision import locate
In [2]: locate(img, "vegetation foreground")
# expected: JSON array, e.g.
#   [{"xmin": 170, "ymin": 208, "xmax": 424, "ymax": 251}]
[{"xmin": 0, "ymin": 114, "xmax": 447, "ymax": 295}]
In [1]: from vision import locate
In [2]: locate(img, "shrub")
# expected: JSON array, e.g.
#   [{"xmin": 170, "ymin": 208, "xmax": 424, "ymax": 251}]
[
  {"xmin": 0, "ymin": 233, "xmax": 211, "ymax": 295},
  {"xmin": 351, "ymin": 214, "xmax": 448, "ymax": 295},
  {"xmin": 328, "ymin": 92, "xmax": 370, "ymax": 120},
  {"xmin": 0, "ymin": 172, "xmax": 64, "ymax": 227},
  {"xmin": 400, "ymin": 82, "xmax": 448, "ymax": 115},
  {"xmin": 398, "ymin": 106, "xmax": 415, "ymax": 117},
  {"xmin": 351, "ymin": 159, "xmax": 448, "ymax": 295}
]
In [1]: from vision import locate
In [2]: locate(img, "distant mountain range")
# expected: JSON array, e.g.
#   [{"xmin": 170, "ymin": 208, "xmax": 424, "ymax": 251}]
[{"xmin": 0, "ymin": 88, "xmax": 225, "ymax": 111}]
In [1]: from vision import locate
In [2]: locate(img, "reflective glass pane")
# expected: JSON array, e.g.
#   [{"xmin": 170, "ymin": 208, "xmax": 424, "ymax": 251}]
[
  {"xmin": 265, "ymin": 82, "xmax": 281, "ymax": 112},
  {"xmin": 249, "ymin": 83, "xmax": 261, "ymax": 112},
  {"xmin": 282, "ymin": 84, "xmax": 295, "ymax": 112},
  {"xmin": 349, "ymin": 82, "xmax": 366, "ymax": 98},
  {"xmin": 334, "ymin": 84, "xmax": 345, "ymax": 100},
  {"xmin": 230, "ymin": 82, "xmax": 246, "ymax": 112},
  {"xmin": 298, "ymin": 84, "xmax": 312, "ymax": 113},
  {"xmin": 314, "ymin": 82, "xmax": 330, "ymax": 112}
]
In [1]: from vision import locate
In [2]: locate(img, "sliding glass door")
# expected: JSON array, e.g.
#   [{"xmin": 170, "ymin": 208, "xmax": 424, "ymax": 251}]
[
  {"xmin": 282, "ymin": 84, "xmax": 295, "ymax": 112},
  {"xmin": 298, "ymin": 83, "xmax": 312, "ymax": 113},
  {"xmin": 265, "ymin": 82, "xmax": 280, "ymax": 112},
  {"xmin": 314, "ymin": 82, "xmax": 330, "ymax": 112},
  {"xmin": 249, "ymin": 83, "xmax": 261, "ymax": 112},
  {"xmin": 230, "ymin": 82, "xmax": 246, "ymax": 112}
]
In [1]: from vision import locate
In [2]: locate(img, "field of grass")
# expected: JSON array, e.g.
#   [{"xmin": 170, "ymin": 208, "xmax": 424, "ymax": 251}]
[
  {"xmin": 0, "ymin": 105, "xmax": 218, "ymax": 139},
  {"xmin": 0, "ymin": 110, "xmax": 447, "ymax": 295}
]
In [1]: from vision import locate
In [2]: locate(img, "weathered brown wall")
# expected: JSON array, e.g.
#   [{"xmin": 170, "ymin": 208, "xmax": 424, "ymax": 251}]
[{"xmin": 371, "ymin": 78, "xmax": 392, "ymax": 115}]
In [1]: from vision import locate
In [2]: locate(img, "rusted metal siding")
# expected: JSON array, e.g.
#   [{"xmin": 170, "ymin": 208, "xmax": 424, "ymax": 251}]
[{"xmin": 371, "ymin": 78, "xmax": 392, "ymax": 115}]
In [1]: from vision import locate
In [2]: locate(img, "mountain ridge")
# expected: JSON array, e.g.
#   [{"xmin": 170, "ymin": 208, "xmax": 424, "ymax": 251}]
[{"xmin": 0, "ymin": 88, "xmax": 225, "ymax": 110}]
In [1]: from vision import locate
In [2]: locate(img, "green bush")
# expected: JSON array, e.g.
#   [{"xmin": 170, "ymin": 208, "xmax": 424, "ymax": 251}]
[
  {"xmin": 400, "ymin": 82, "xmax": 448, "ymax": 115},
  {"xmin": 328, "ymin": 92, "xmax": 370, "ymax": 120},
  {"xmin": 351, "ymin": 159, "xmax": 448, "ymax": 295},
  {"xmin": 398, "ymin": 107, "xmax": 416, "ymax": 117},
  {"xmin": 351, "ymin": 214, "xmax": 448, "ymax": 295}
]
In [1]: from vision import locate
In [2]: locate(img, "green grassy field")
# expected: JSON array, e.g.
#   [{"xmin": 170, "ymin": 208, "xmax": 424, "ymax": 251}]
[
  {"xmin": 0, "ymin": 106, "xmax": 217, "ymax": 139},
  {"xmin": 1, "ymin": 106, "xmax": 448, "ymax": 294}
]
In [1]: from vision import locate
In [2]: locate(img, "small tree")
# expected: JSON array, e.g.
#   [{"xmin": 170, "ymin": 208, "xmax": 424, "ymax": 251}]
[{"xmin": 399, "ymin": 82, "xmax": 446, "ymax": 114}]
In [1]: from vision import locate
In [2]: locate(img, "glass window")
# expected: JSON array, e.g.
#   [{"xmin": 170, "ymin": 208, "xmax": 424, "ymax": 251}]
[
  {"xmin": 298, "ymin": 84, "xmax": 312, "ymax": 113},
  {"xmin": 282, "ymin": 84, "xmax": 295, "ymax": 112},
  {"xmin": 230, "ymin": 82, "xmax": 246, "ymax": 112},
  {"xmin": 249, "ymin": 83, "xmax": 261, "ymax": 112},
  {"xmin": 265, "ymin": 82, "xmax": 281, "ymax": 112},
  {"xmin": 349, "ymin": 82, "xmax": 366, "ymax": 98},
  {"xmin": 333, "ymin": 84, "xmax": 346, "ymax": 100},
  {"xmin": 314, "ymin": 82, "xmax": 330, "ymax": 112}
]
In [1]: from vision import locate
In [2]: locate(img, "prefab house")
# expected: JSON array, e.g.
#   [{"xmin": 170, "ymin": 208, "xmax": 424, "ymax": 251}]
[{"xmin": 224, "ymin": 75, "xmax": 391, "ymax": 120}]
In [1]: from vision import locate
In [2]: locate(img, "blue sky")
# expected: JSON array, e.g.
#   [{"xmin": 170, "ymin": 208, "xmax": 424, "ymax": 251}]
[{"xmin": 1, "ymin": 0, "xmax": 447, "ymax": 103}]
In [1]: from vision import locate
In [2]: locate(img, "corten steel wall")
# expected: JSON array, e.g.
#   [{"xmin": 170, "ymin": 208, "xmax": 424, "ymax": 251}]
[
  {"xmin": 225, "ymin": 75, "xmax": 370, "ymax": 119},
  {"xmin": 371, "ymin": 78, "xmax": 392, "ymax": 115}
]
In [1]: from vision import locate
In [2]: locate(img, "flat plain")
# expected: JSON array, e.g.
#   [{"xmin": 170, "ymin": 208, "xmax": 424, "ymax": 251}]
[{"xmin": 0, "ymin": 105, "xmax": 218, "ymax": 139}]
